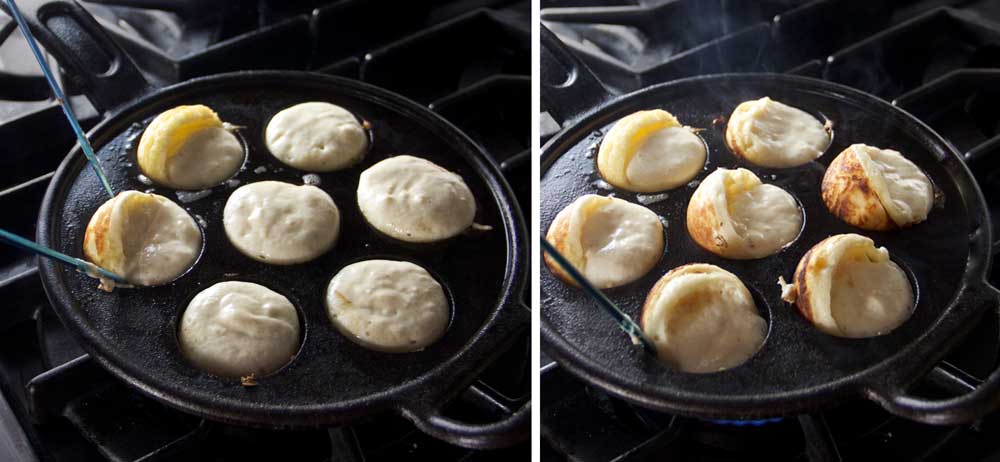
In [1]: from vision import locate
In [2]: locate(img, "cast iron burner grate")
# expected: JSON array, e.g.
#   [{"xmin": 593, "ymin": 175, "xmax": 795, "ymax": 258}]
[
  {"xmin": 0, "ymin": 1, "xmax": 529, "ymax": 461},
  {"xmin": 542, "ymin": 0, "xmax": 1000, "ymax": 460}
]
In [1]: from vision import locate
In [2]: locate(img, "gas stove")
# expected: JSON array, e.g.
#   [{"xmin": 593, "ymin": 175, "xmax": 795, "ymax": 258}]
[
  {"xmin": 0, "ymin": 1, "xmax": 529, "ymax": 461},
  {"xmin": 541, "ymin": 0, "xmax": 1000, "ymax": 460}
]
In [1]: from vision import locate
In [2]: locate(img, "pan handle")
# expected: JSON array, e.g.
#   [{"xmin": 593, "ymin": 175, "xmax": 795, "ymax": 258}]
[
  {"xmin": 865, "ymin": 281, "xmax": 1000, "ymax": 425},
  {"xmin": 0, "ymin": 0, "xmax": 150, "ymax": 114},
  {"xmin": 403, "ymin": 393, "xmax": 531, "ymax": 450},
  {"xmin": 400, "ymin": 300, "xmax": 530, "ymax": 449},
  {"xmin": 540, "ymin": 24, "xmax": 613, "ymax": 126}
]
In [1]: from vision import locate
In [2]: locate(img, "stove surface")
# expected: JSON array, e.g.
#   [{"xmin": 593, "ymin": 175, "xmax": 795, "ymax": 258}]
[
  {"xmin": 541, "ymin": 0, "xmax": 1000, "ymax": 460},
  {"xmin": 0, "ymin": 1, "xmax": 529, "ymax": 461}
]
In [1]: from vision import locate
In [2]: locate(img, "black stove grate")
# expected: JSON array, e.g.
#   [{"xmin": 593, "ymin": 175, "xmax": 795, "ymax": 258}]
[
  {"xmin": 542, "ymin": 0, "xmax": 1000, "ymax": 460},
  {"xmin": 0, "ymin": 1, "xmax": 529, "ymax": 461}
]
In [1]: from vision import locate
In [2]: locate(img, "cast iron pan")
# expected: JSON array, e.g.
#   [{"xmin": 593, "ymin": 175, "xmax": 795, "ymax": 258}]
[
  {"xmin": 540, "ymin": 26, "xmax": 1000, "ymax": 424},
  {"xmin": 9, "ymin": 0, "xmax": 529, "ymax": 449}
]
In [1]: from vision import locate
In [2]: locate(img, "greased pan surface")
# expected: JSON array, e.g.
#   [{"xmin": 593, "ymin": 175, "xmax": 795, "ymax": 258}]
[
  {"xmin": 36, "ymin": 72, "xmax": 528, "ymax": 440},
  {"xmin": 541, "ymin": 73, "xmax": 998, "ymax": 422}
]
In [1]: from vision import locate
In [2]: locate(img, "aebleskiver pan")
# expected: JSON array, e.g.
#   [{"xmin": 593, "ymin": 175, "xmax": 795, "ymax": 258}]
[
  {"xmin": 540, "ymin": 25, "xmax": 999, "ymax": 425},
  {"xmin": 10, "ymin": 0, "xmax": 529, "ymax": 449}
]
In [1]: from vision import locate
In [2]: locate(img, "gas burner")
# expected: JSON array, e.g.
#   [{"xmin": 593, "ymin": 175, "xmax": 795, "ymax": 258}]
[
  {"xmin": 825, "ymin": 7, "xmax": 1000, "ymax": 100},
  {"xmin": 540, "ymin": 0, "xmax": 810, "ymax": 91}
]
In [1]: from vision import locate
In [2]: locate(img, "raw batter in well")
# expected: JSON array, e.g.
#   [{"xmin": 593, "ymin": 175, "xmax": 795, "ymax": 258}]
[
  {"xmin": 223, "ymin": 181, "xmax": 340, "ymax": 265},
  {"xmin": 326, "ymin": 260, "xmax": 449, "ymax": 352},
  {"xmin": 265, "ymin": 102, "xmax": 369, "ymax": 172},
  {"xmin": 179, "ymin": 281, "xmax": 300, "ymax": 377},
  {"xmin": 357, "ymin": 155, "xmax": 476, "ymax": 243}
]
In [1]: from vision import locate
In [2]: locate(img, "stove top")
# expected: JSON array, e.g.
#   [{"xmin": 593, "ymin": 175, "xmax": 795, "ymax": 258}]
[
  {"xmin": 541, "ymin": 0, "xmax": 1000, "ymax": 460},
  {"xmin": 0, "ymin": 1, "xmax": 529, "ymax": 461}
]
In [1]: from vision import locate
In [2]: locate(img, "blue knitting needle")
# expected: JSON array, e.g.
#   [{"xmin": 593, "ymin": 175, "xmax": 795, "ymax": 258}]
[
  {"xmin": 540, "ymin": 239, "xmax": 656, "ymax": 354},
  {"xmin": 5, "ymin": 0, "xmax": 115, "ymax": 198},
  {"xmin": 0, "ymin": 228, "xmax": 126, "ymax": 283}
]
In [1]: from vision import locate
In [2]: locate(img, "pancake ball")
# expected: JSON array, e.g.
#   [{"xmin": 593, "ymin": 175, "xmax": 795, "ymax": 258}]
[
  {"xmin": 780, "ymin": 234, "xmax": 914, "ymax": 338},
  {"xmin": 83, "ymin": 190, "xmax": 201, "ymax": 286},
  {"xmin": 597, "ymin": 109, "xmax": 706, "ymax": 192},
  {"xmin": 687, "ymin": 168, "xmax": 802, "ymax": 259},
  {"xmin": 822, "ymin": 144, "xmax": 933, "ymax": 231},
  {"xmin": 641, "ymin": 264, "xmax": 767, "ymax": 373},
  {"xmin": 726, "ymin": 97, "xmax": 830, "ymax": 168},
  {"xmin": 137, "ymin": 104, "xmax": 244, "ymax": 189},
  {"xmin": 544, "ymin": 194, "xmax": 664, "ymax": 289}
]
